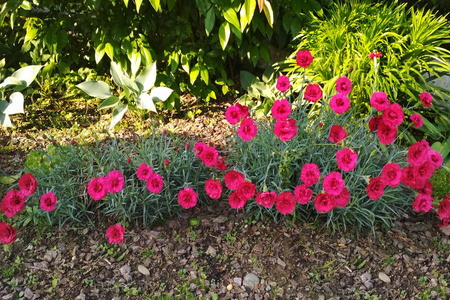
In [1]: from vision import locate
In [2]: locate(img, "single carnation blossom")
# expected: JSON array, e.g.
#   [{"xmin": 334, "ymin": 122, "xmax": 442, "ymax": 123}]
[
  {"xmin": 420, "ymin": 92, "xmax": 432, "ymax": 107},
  {"xmin": 300, "ymin": 163, "xmax": 321, "ymax": 186},
  {"xmin": 238, "ymin": 118, "xmax": 258, "ymax": 142},
  {"xmin": 105, "ymin": 224, "xmax": 125, "ymax": 244},
  {"xmin": 235, "ymin": 103, "xmax": 249, "ymax": 119},
  {"xmin": 274, "ymin": 118, "xmax": 297, "ymax": 141},
  {"xmin": 429, "ymin": 150, "xmax": 443, "ymax": 169},
  {"xmin": 40, "ymin": 192, "xmax": 57, "ymax": 212},
  {"xmin": 412, "ymin": 193, "xmax": 434, "ymax": 212},
  {"xmin": 330, "ymin": 94, "xmax": 350, "ymax": 114},
  {"xmin": 236, "ymin": 181, "xmax": 256, "ymax": 200},
  {"xmin": 18, "ymin": 173, "xmax": 37, "ymax": 196},
  {"xmin": 335, "ymin": 76, "xmax": 352, "ymax": 95},
  {"xmin": 410, "ymin": 113, "xmax": 423, "ymax": 128},
  {"xmin": 413, "ymin": 161, "xmax": 434, "ymax": 182},
  {"xmin": 0, "ymin": 222, "xmax": 16, "ymax": 245},
  {"xmin": 408, "ymin": 140, "xmax": 430, "ymax": 167},
  {"xmin": 271, "ymin": 99, "xmax": 291, "ymax": 121},
  {"xmin": 255, "ymin": 191, "xmax": 277, "ymax": 208},
  {"xmin": 438, "ymin": 197, "xmax": 450, "ymax": 220},
  {"xmin": 370, "ymin": 92, "xmax": 390, "ymax": 111},
  {"xmin": 1, "ymin": 190, "xmax": 26, "ymax": 218},
  {"xmin": 178, "ymin": 187, "xmax": 198, "ymax": 209},
  {"xmin": 323, "ymin": 172, "xmax": 345, "ymax": 196},
  {"xmin": 201, "ymin": 146, "xmax": 219, "ymax": 167},
  {"xmin": 225, "ymin": 105, "xmax": 241, "ymax": 125},
  {"xmin": 328, "ymin": 125, "xmax": 346, "ymax": 144},
  {"xmin": 147, "ymin": 173, "xmax": 164, "ymax": 193},
  {"xmin": 296, "ymin": 50, "xmax": 314, "ymax": 68},
  {"xmin": 369, "ymin": 115, "xmax": 383, "ymax": 132},
  {"xmin": 136, "ymin": 163, "xmax": 153, "ymax": 180},
  {"xmin": 205, "ymin": 179, "xmax": 223, "ymax": 200},
  {"xmin": 87, "ymin": 177, "xmax": 108, "ymax": 200},
  {"xmin": 304, "ymin": 84, "xmax": 322, "ymax": 102},
  {"xmin": 106, "ymin": 171, "xmax": 125, "ymax": 193},
  {"xmin": 276, "ymin": 192, "xmax": 296, "ymax": 215},
  {"xmin": 229, "ymin": 192, "xmax": 246, "ymax": 209},
  {"xmin": 334, "ymin": 187, "xmax": 350, "ymax": 207},
  {"xmin": 224, "ymin": 170, "xmax": 245, "ymax": 190},
  {"xmin": 336, "ymin": 148, "xmax": 358, "ymax": 172},
  {"xmin": 418, "ymin": 181, "xmax": 433, "ymax": 196},
  {"xmin": 313, "ymin": 192, "xmax": 335, "ymax": 213},
  {"xmin": 376, "ymin": 119, "xmax": 397, "ymax": 145},
  {"xmin": 382, "ymin": 103, "xmax": 404, "ymax": 126},
  {"xmin": 194, "ymin": 142, "xmax": 207, "ymax": 158},
  {"xmin": 381, "ymin": 163, "xmax": 401, "ymax": 187},
  {"xmin": 276, "ymin": 75, "xmax": 291, "ymax": 93},
  {"xmin": 215, "ymin": 157, "xmax": 227, "ymax": 171},
  {"xmin": 366, "ymin": 177, "xmax": 386, "ymax": 200},
  {"xmin": 294, "ymin": 184, "xmax": 313, "ymax": 204}
]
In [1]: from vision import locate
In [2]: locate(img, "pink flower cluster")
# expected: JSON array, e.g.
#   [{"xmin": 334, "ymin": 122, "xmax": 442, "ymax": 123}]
[
  {"xmin": 225, "ymin": 103, "xmax": 258, "ymax": 142},
  {"xmin": 136, "ymin": 163, "xmax": 164, "ymax": 193},
  {"xmin": 194, "ymin": 142, "xmax": 227, "ymax": 171},
  {"xmin": 329, "ymin": 77, "xmax": 352, "ymax": 114},
  {"xmin": 271, "ymin": 99, "xmax": 297, "ymax": 141},
  {"xmin": 88, "ymin": 170, "xmax": 125, "ymax": 200}
]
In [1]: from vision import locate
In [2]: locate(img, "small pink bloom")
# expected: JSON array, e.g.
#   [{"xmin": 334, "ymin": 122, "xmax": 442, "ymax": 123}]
[
  {"xmin": 330, "ymin": 94, "xmax": 350, "ymax": 114},
  {"xmin": 328, "ymin": 125, "xmax": 346, "ymax": 144},
  {"xmin": 136, "ymin": 163, "xmax": 153, "ymax": 180},
  {"xmin": 412, "ymin": 193, "xmax": 434, "ymax": 212},
  {"xmin": 105, "ymin": 224, "xmax": 125, "ymax": 244},
  {"xmin": 205, "ymin": 179, "xmax": 222, "ymax": 200},
  {"xmin": 401, "ymin": 166, "xmax": 425, "ymax": 189},
  {"xmin": 106, "ymin": 171, "xmax": 125, "ymax": 193},
  {"xmin": 318, "ymin": 122, "xmax": 323, "ymax": 128},
  {"xmin": 127, "ymin": 158, "xmax": 132, "ymax": 163},
  {"xmin": 87, "ymin": 177, "xmax": 108, "ymax": 200},
  {"xmin": 18, "ymin": 173, "xmax": 37, "ymax": 196},
  {"xmin": 366, "ymin": 177, "xmax": 386, "ymax": 200},
  {"xmin": 296, "ymin": 50, "xmax": 314, "ymax": 68},
  {"xmin": 224, "ymin": 170, "xmax": 245, "ymax": 190},
  {"xmin": 336, "ymin": 148, "xmax": 358, "ymax": 172},
  {"xmin": 0, "ymin": 222, "xmax": 16, "ymax": 244},
  {"xmin": 413, "ymin": 161, "xmax": 434, "ymax": 182},
  {"xmin": 71, "ymin": 140, "xmax": 75, "ymax": 145},
  {"xmin": 382, "ymin": 103, "xmax": 404, "ymax": 126},
  {"xmin": 376, "ymin": 119, "xmax": 398, "ymax": 145},
  {"xmin": 215, "ymin": 157, "xmax": 227, "ymax": 171},
  {"xmin": 313, "ymin": 192, "xmax": 335, "ymax": 213},
  {"xmin": 381, "ymin": 163, "xmax": 401, "ymax": 188},
  {"xmin": 300, "ymin": 163, "xmax": 321, "ymax": 186},
  {"xmin": 274, "ymin": 118, "xmax": 297, "ymax": 141},
  {"xmin": 304, "ymin": 84, "xmax": 323, "ymax": 102},
  {"xmin": 276, "ymin": 75, "xmax": 291, "ymax": 93},
  {"xmin": 164, "ymin": 159, "xmax": 169, "ymax": 166},
  {"xmin": 438, "ymin": 197, "xmax": 450, "ymax": 220},
  {"xmin": 238, "ymin": 118, "xmax": 258, "ymax": 141},
  {"xmin": 294, "ymin": 184, "xmax": 313, "ymax": 204},
  {"xmin": 229, "ymin": 192, "xmax": 246, "ymax": 209},
  {"xmin": 410, "ymin": 113, "xmax": 423, "ymax": 128},
  {"xmin": 1, "ymin": 190, "xmax": 26, "ymax": 218},
  {"xmin": 225, "ymin": 105, "xmax": 241, "ymax": 125},
  {"xmin": 334, "ymin": 187, "xmax": 350, "ymax": 207},
  {"xmin": 194, "ymin": 142, "xmax": 207, "ymax": 158},
  {"xmin": 147, "ymin": 173, "xmax": 164, "ymax": 193},
  {"xmin": 276, "ymin": 192, "xmax": 296, "ymax": 215},
  {"xmin": 185, "ymin": 144, "xmax": 190, "ymax": 150},
  {"xmin": 271, "ymin": 99, "xmax": 291, "ymax": 121},
  {"xmin": 370, "ymin": 92, "xmax": 390, "ymax": 111},
  {"xmin": 420, "ymin": 92, "xmax": 432, "ymax": 107},
  {"xmin": 201, "ymin": 146, "xmax": 219, "ymax": 167},
  {"xmin": 236, "ymin": 181, "xmax": 256, "ymax": 200},
  {"xmin": 335, "ymin": 77, "xmax": 352, "ymax": 95},
  {"xmin": 369, "ymin": 115, "xmax": 383, "ymax": 132},
  {"xmin": 323, "ymin": 172, "xmax": 345, "ymax": 196},
  {"xmin": 235, "ymin": 103, "xmax": 249, "ymax": 119},
  {"xmin": 418, "ymin": 181, "xmax": 433, "ymax": 196},
  {"xmin": 255, "ymin": 191, "xmax": 277, "ymax": 208},
  {"xmin": 408, "ymin": 140, "xmax": 430, "ymax": 167},
  {"xmin": 178, "ymin": 187, "xmax": 198, "ymax": 209},
  {"xmin": 429, "ymin": 150, "xmax": 443, "ymax": 169},
  {"xmin": 40, "ymin": 192, "xmax": 57, "ymax": 212},
  {"xmin": 368, "ymin": 51, "xmax": 382, "ymax": 59}
]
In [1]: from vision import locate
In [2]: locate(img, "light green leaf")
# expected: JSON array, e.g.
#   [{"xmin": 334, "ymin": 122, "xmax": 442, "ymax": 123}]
[
  {"xmin": 150, "ymin": 87, "xmax": 173, "ymax": 103},
  {"xmin": 105, "ymin": 43, "xmax": 114, "ymax": 60},
  {"xmin": 205, "ymin": 8, "xmax": 215, "ymax": 36},
  {"xmin": 122, "ymin": 76, "xmax": 140, "ymax": 95},
  {"xmin": 0, "ymin": 77, "xmax": 24, "ymax": 90},
  {"xmin": 76, "ymin": 81, "xmax": 112, "ymax": 99},
  {"xmin": 148, "ymin": 0, "xmax": 160, "ymax": 11},
  {"xmin": 190, "ymin": 64, "xmax": 200, "ymax": 84},
  {"xmin": 200, "ymin": 66, "xmax": 209, "ymax": 85},
  {"xmin": 123, "ymin": 0, "xmax": 129, "ymax": 7},
  {"xmin": 240, "ymin": 5, "xmax": 247, "ymax": 31},
  {"xmin": 422, "ymin": 116, "xmax": 443, "ymax": 138},
  {"xmin": 99, "ymin": 96, "xmax": 120, "ymax": 110},
  {"xmin": 3, "ymin": 92, "xmax": 24, "ymax": 115},
  {"xmin": 130, "ymin": 51, "xmax": 141, "ymax": 75},
  {"xmin": 136, "ymin": 93, "xmax": 157, "ymax": 112},
  {"xmin": 223, "ymin": 7, "xmax": 240, "ymax": 32},
  {"xmin": 0, "ymin": 112, "xmax": 13, "ymax": 127},
  {"xmin": 110, "ymin": 61, "xmax": 125, "ymax": 87},
  {"xmin": 95, "ymin": 43, "xmax": 106, "ymax": 64},
  {"xmin": 136, "ymin": 62, "xmax": 156, "ymax": 92},
  {"xmin": 181, "ymin": 55, "xmax": 190, "ymax": 74},
  {"xmin": 0, "ymin": 173, "xmax": 20, "ymax": 185},
  {"xmin": 219, "ymin": 22, "xmax": 231, "ymax": 50},
  {"xmin": 136, "ymin": 0, "xmax": 143, "ymax": 13},
  {"xmin": 245, "ymin": 0, "xmax": 256, "ymax": 26},
  {"xmin": 20, "ymin": 1, "xmax": 32, "ymax": 10},
  {"xmin": 263, "ymin": 0, "xmax": 274, "ymax": 28},
  {"xmin": 10, "ymin": 65, "xmax": 43, "ymax": 88},
  {"xmin": 110, "ymin": 103, "xmax": 128, "ymax": 129},
  {"xmin": 140, "ymin": 46, "xmax": 153, "ymax": 65}
]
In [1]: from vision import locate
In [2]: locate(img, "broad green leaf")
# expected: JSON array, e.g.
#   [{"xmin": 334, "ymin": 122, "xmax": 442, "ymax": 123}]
[
  {"xmin": 219, "ymin": 22, "xmax": 231, "ymax": 50},
  {"xmin": 223, "ymin": 7, "xmax": 240, "ymax": 32},
  {"xmin": 167, "ymin": 0, "xmax": 176, "ymax": 11},
  {"xmin": 263, "ymin": 0, "xmax": 274, "ymax": 28},
  {"xmin": 136, "ymin": 0, "xmax": 143, "ymax": 13},
  {"xmin": 205, "ymin": 8, "xmax": 215, "ymax": 36},
  {"xmin": 136, "ymin": 93, "xmax": 156, "ymax": 112},
  {"xmin": 0, "ymin": 112, "xmax": 13, "ymax": 127},
  {"xmin": 245, "ymin": 0, "xmax": 256, "ymax": 25},
  {"xmin": 98, "ymin": 96, "xmax": 120, "ymax": 110},
  {"xmin": 148, "ymin": 0, "xmax": 160, "ymax": 11},
  {"xmin": 181, "ymin": 55, "xmax": 190, "ymax": 74},
  {"xmin": 95, "ymin": 43, "xmax": 106, "ymax": 64},
  {"xmin": 200, "ymin": 66, "xmax": 209, "ymax": 85},
  {"xmin": 150, "ymin": 87, "xmax": 173, "ymax": 103},
  {"xmin": 240, "ymin": 5, "xmax": 247, "ymax": 31},
  {"xmin": 110, "ymin": 61, "xmax": 124, "ymax": 87},
  {"xmin": 0, "ymin": 77, "xmax": 23, "ymax": 90},
  {"xmin": 190, "ymin": 64, "xmax": 200, "ymax": 84},
  {"xmin": 10, "ymin": 65, "xmax": 43, "ymax": 88},
  {"xmin": 136, "ymin": 62, "xmax": 156, "ymax": 92},
  {"xmin": 140, "ymin": 46, "xmax": 153, "ymax": 65},
  {"xmin": 76, "ymin": 81, "xmax": 112, "ymax": 99},
  {"xmin": 3, "ymin": 92, "xmax": 24, "ymax": 115},
  {"xmin": 0, "ymin": 173, "xmax": 20, "ymax": 185},
  {"xmin": 123, "ymin": 0, "xmax": 129, "ymax": 7},
  {"xmin": 110, "ymin": 103, "xmax": 128, "ymax": 129},
  {"xmin": 130, "ymin": 51, "xmax": 141, "ymax": 75},
  {"xmin": 240, "ymin": 71, "xmax": 258, "ymax": 91},
  {"xmin": 20, "ymin": 1, "xmax": 32, "ymax": 10},
  {"xmin": 422, "ymin": 116, "xmax": 443, "ymax": 138},
  {"xmin": 105, "ymin": 43, "xmax": 114, "ymax": 60},
  {"xmin": 122, "ymin": 76, "xmax": 140, "ymax": 95}
]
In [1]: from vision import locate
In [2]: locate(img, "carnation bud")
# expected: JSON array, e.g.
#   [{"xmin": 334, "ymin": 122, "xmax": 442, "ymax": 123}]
[
  {"xmin": 349, "ymin": 66, "xmax": 354, "ymax": 71},
  {"xmin": 176, "ymin": 148, "xmax": 180, "ymax": 152},
  {"xmin": 71, "ymin": 140, "xmax": 75, "ymax": 145},
  {"xmin": 182, "ymin": 131, "xmax": 187, "ymax": 135},
  {"xmin": 185, "ymin": 144, "xmax": 190, "ymax": 149},
  {"xmin": 127, "ymin": 158, "xmax": 132, "ymax": 163},
  {"xmin": 164, "ymin": 159, "xmax": 169, "ymax": 166},
  {"xmin": 319, "ymin": 123, "xmax": 323, "ymax": 128},
  {"xmin": 52, "ymin": 141, "xmax": 56, "ymax": 145},
  {"xmin": 1, "ymin": 155, "xmax": 5, "ymax": 160},
  {"xmin": 163, "ymin": 129, "xmax": 167, "ymax": 134},
  {"xmin": 25, "ymin": 133, "xmax": 29, "ymax": 138}
]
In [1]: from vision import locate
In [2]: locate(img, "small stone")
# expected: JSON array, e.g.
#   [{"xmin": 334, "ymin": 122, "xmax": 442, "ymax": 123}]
[
  {"xmin": 120, "ymin": 264, "xmax": 132, "ymax": 281},
  {"xmin": 227, "ymin": 284, "xmax": 233, "ymax": 291},
  {"xmin": 265, "ymin": 285, "xmax": 271, "ymax": 291},
  {"xmin": 206, "ymin": 246, "xmax": 216, "ymax": 256},
  {"xmin": 233, "ymin": 277, "xmax": 242, "ymax": 286},
  {"xmin": 318, "ymin": 295, "xmax": 325, "ymax": 300},
  {"xmin": 243, "ymin": 273, "xmax": 259, "ymax": 290},
  {"xmin": 75, "ymin": 292, "xmax": 86, "ymax": 300},
  {"xmin": 378, "ymin": 272, "xmax": 391, "ymax": 283},
  {"xmin": 24, "ymin": 288, "xmax": 33, "ymax": 299},
  {"xmin": 138, "ymin": 265, "xmax": 150, "ymax": 276},
  {"xmin": 360, "ymin": 272, "xmax": 373, "ymax": 289},
  {"xmin": 277, "ymin": 257, "xmax": 286, "ymax": 269}
]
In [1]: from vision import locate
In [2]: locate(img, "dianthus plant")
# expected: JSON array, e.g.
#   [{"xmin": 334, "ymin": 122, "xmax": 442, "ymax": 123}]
[{"xmin": 225, "ymin": 50, "xmax": 444, "ymax": 231}]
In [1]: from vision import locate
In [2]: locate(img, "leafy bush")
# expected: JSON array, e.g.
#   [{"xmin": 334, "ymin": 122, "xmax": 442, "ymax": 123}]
[{"xmin": 430, "ymin": 168, "xmax": 450, "ymax": 199}]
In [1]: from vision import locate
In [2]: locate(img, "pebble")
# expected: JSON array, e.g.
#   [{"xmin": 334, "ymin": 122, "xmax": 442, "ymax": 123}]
[
  {"xmin": 119, "ymin": 265, "xmax": 132, "ymax": 281},
  {"xmin": 75, "ymin": 292, "xmax": 86, "ymax": 300},
  {"xmin": 277, "ymin": 257, "xmax": 286, "ymax": 269},
  {"xmin": 206, "ymin": 246, "xmax": 216, "ymax": 256},
  {"xmin": 138, "ymin": 265, "xmax": 150, "ymax": 276},
  {"xmin": 360, "ymin": 272, "xmax": 373, "ymax": 289},
  {"xmin": 24, "ymin": 288, "xmax": 33, "ymax": 299},
  {"xmin": 227, "ymin": 284, "xmax": 233, "ymax": 291},
  {"xmin": 378, "ymin": 272, "xmax": 391, "ymax": 283},
  {"xmin": 233, "ymin": 277, "xmax": 242, "ymax": 286},
  {"xmin": 243, "ymin": 273, "xmax": 259, "ymax": 290}
]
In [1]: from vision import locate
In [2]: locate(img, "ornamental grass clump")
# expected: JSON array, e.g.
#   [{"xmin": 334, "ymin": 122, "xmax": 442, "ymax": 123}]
[{"xmin": 224, "ymin": 49, "xmax": 446, "ymax": 231}]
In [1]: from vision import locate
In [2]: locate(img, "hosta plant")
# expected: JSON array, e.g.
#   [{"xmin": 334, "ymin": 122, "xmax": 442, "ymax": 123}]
[
  {"xmin": 76, "ymin": 61, "xmax": 173, "ymax": 129},
  {"xmin": 0, "ymin": 65, "xmax": 42, "ymax": 127}
]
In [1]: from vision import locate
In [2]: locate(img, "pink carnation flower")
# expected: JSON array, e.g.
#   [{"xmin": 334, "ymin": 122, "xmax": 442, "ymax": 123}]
[
  {"xmin": 225, "ymin": 105, "xmax": 241, "ymax": 125},
  {"xmin": 236, "ymin": 181, "xmax": 256, "ymax": 200},
  {"xmin": 136, "ymin": 163, "xmax": 153, "ymax": 180},
  {"xmin": 205, "ymin": 179, "xmax": 222, "ymax": 199},
  {"xmin": 271, "ymin": 99, "xmax": 291, "ymax": 121},
  {"xmin": 224, "ymin": 170, "xmax": 245, "ymax": 190},
  {"xmin": 330, "ymin": 94, "xmax": 350, "ymax": 114},
  {"xmin": 366, "ymin": 177, "xmax": 386, "ymax": 200},
  {"xmin": 334, "ymin": 187, "xmax": 350, "ymax": 207},
  {"xmin": 294, "ymin": 184, "xmax": 313, "ymax": 204},
  {"xmin": 87, "ymin": 177, "xmax": 108, "ymax": 200},
  {"xmin": 418, "ymin": 181, "xmax": 433, "ymax": 196},
  {"xmin": 229, "ymin": 192, "xmax": 246, "ymax": 209},
  {"xmin": 296, "ymin": 50, "xmax": 314, "ymax": 68},
  {"xmin": 274, "ymin": 118, "xmax": 297, "ymax": 141},
  {"xmin": 370, "ymin": 92, "xmax": 390, "ymax": 111},
  {"xmin": 336, "ymin": 148, "xmax": 358, "ymax": 172},
  {"xmin": 328, "ymin": 125, "xmax": 346, "ymax": 144},
  {"xmin": 335, "ymin": 76, "xmax": 352, "ymax": 95},
  {"xmin": 178, "ymin": 187, "xmax": 198, "ymax": 209},
  {"xmin": 420, "ymin": 92, "xmax": 432, "ymax": 107},
  {"xmin": 194, "ymin": 142, "xmax": 207, "ymax": 158},
  {"xmin": 105, "ymin": 224, "xmax": 125, "ymax": 244},
  {"xmin": 412, "ymin": 193, "xmax": 434, "ymax": 212},
  {"xmin": 323, "ymin": 172, "xmax": 345, "ymax": 196},
  {"xmin": 40, "ymin": 192, "xmax": 57, "ymax": 212},
  {"xmin": 0, "ymin": 222, "xmax": 16, "ymax": 244},
  {"xmin": 429, "ymin": 150, "xmax": 443, "ymax": 169},
  {"xmin": 201, "ymin": 146, "xmax": 219, "ymax": 167},
  {"xmin": 235, "ymin": 103, "xmax": 249, "ymax": 119},
  {"xmin": 300, "ymin": 163, "xmax": 321, "ymax": 186},
  {"xmin": 369, "ymin": 115, "xmax": 383, "ymax": 132},
  {"xmin": 147, "ymin": 173, "xmax": 164, "ymax": 193},
  {"xmin": 401, "ymin": 166, "xmax": 425, "ymax": 189},
  {"xmin": 313, "ymin": 192, "xmax": 335, "ymax": 213},
  {"xmin": 106, "ymin": 171, "xmax": 125, "ymax": 193},
  {"xmin": 408, "ymin": 140, "xmax": 430, "ymax": 167},
  {"xmin": 1, "ymin": 190, "xmax": 26, "ymax": 218},
  {"xmin": 18, "ymin": 173, "xmax": 37, "ymax": 196},
  {"xmin": 255, "ymin": 191, "xmax": 277, "ymax": 208},
  {"xmin": 376, "ymin": 119, "xmax": 397, "ymax": 145},
  {"xmin": 382, "ymin": 103, "xmax": 404, "ymax": 126},
  {"xmin": 413, "ymin": 162, "xmax": 434, "ymax": 182},
  {"xmin": 410, "ymin": 113, "xmax": 423, "ymax": 128},
  {"xmin": 381, "ymin": 163, "xmax": 401, "ymax": 187},
  {"xmin": 238, "ymin": 118, "xmax": 258, "ymax": 142},
  {"xmin": 276, "ymin": 75, "xmax": 291, "ymax": 93},
  {"xmin": 276, "ymin": 192, "xmax": 296, "ymax": 215},
  {"xmin": 304, "ymin": 84, "xmax": 323, "ymax": 102}
]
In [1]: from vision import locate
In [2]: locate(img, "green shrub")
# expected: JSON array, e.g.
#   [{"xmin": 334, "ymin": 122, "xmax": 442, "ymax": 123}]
[{"xmin": 430, "ymin": 168, "xmax": 450, "ymax": 199}]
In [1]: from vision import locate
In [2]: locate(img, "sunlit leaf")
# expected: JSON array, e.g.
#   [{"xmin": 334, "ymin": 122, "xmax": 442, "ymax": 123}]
[
  {"xmin": 110, "ymin": 103, "xmax": 128, "ymax": 129},
  {"xmin": 76, "ymin": 81, "xmax": 112, "ymax": 99}
]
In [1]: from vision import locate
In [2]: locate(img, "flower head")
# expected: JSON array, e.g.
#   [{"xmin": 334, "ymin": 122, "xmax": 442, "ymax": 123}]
[
  {"xmin": 323, "ymin": 172, "xmax": 345, "ymax": 196},
  {"xmin": 136, "ymin": 163, "xmax": 153, "ymax": 180},
  {"xmin": 1, "ymin": 190, "xmax": 26, "ymax": 217},
  {"xmin": 276, "ymin": 75, "xmax": 291, "ymax": 93},
  {"xmin": 255, "ymin": 191, "xmax": 277, "ymax": 208},
  {"xmin": 412, "ymin": 193, "xmax": 434, "ymax": 212},
  {"xmin": 381, "ymin": 163, "xmax": 402, "ymax": 188},
  {"xmin": 304, "ymin": 84, "xmax": 322, "ymax": 102},
  {"xmin": 334, "ymin": 187, "xmax": 350, "ymax": 207},
  {"xmin": 368, "ymin": 51, "xmax": 382, "ymax": 59},
  {"xmin": 313, "ymin": 192, "xmax": 335, "ymax": 213},
  {"xmin": 271, "ymin": 99, "xmax": 291, "ymax": 121},
  {"xmin": 215, "ymin": 157, "xmax": 227, "ymax": 171},
  {"xmin": 87, "ymin": 177, "xmax": 108, "ymax": 200},
  {"xmin": 300, "ymin": 163, "xmax": 321, "ymax": 186},
  {"xmin": 235, "ymin": 103, "xmax": 249, "ymax": 119},
  {"xmin": 205, "ymin": 179, "xmax": 222, "ymax": 200},
  {"xmin": 336, "ymin": 148, "xmax": 358, "ymax": 172},
  {"xmin": 225, "ymin": 105, "xmax": 241, "ymax": 125},
  {"xmin": 178, "ymin": 187, "xmax": 198, "ymax": 209},
  {"xmin": 194, "ymin": 142, "xmax": 207, "ymax": 158},
  {"xmin": 105, "ymin": 224, "xmax": 125, "ymax": 244},
  {"xmin": 229, "ymin": 192, "xmax": 246, "ymax": 209},
  {"xmin": 429, "ymin": 150, "xmax": 443, "ymax": 169},
  {"xmin": 236, "ymin": 181, "xmax": 256, "ymax": 200},
  {"xmin": 147, "ymin": 173, "xmax": 164, "ymax": 193},
  {"xmin": 274, "ymin": 118, "xmax": 297, "ymax": 141},
  {"xmin": 366, "ymin": 177, "xmax": 386, "ymax": 200},
  {"xmin": 296, "ymin": 50, "xmax": 314, "ymax": 68},
  {"xmin": 201, "ymin": 146, "xmax": 219, "ymax": 167},
  {"xmin": 237, "ymin": 118, "xmax": 258, "ymax": 142},
  {"xmin": 106, "ymin": 171, "xmax": 125, "ymax": 193},
  {"xmin": 0, "ymin": 222, "xmax": 16, "ymax": 244},
  {"xmin": 224, "ymin": 170, "xmax": 245, "ymax": 190},
  {"xmin": 370, "ymin": 92, "xmax": 390, "ymax": 111},
  {"xmin": 330, "ymin": 94, "xmax": 350, "ymax": 114},
  {"xmin": 438, "ymin": 196, "xmax": 450, "ymax": 220},
  {"xmin": 410, "ymin": 114, "xmax": 423, "ymax": 128},
  {"xmin": 382, "ymin": 103, "xmax": 404, "ymax": 126},
  {"xmin": 40, "ymin": 192, "xmax": 57, "ymax": 212},
  {"xmin": 18, "ymin": 173, "xmax": 37, "ymax": 196},
  {"xmin": 420, "ymin": 92, "xmax": 432, "ymax": 107},
  {"xmin": 418, "ymin": 181, "xmax": 433, "ymax": 196},
  {"xmin": 328, "ymin": 125, "xmax": 346, "ymax": 144},
  {"xmin": 335, "ymin": 77, "xmax": 352, "ymax": 95},
  {"xmin": 294, "ymin": 184, "xmax": 313, "ymax": 204},
  {"xmin": 408, "ymin": 140, "xmax": 430, "ymax": 167},
  {"xmin": 376, "ymin": 119, "xmax": 397, "ymax": 145},
  {"xmin": 369, "ymin": 115, "xmax": 383, "ymax": 132},
  {"xmin": 276, "ymin": 192, "xmax": 296, "ymax": 215}
]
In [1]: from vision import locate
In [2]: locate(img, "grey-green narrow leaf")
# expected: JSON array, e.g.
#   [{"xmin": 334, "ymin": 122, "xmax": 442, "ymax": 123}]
[
  {"xmin": 98, "ymin": 96, "xmax": 120, "ymax": 110},
  {"xmin": 110, "ymin": 104, "xmax": 128, "ymax": 129},
  {"xmin": 76, "ymin": 81, "xmax": 112, "ymax": 99}
]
